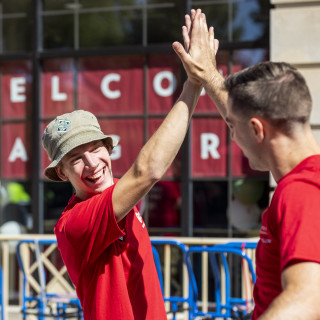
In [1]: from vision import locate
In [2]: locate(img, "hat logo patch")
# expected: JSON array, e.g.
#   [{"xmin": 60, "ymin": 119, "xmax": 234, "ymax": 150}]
[{"xmin": 56, "ymin": 119, "xmax": 71, "ymax": 133}]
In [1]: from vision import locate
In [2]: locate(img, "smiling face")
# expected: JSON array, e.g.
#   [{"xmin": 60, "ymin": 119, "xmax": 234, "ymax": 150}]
[{"xmin": 55, "ymin": 140, "xmax": 114, "ymax": 200}]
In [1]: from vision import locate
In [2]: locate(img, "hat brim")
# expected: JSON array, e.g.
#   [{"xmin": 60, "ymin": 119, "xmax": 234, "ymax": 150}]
[{"xmin": 44, "ymin": 135, "xmax": 118, "ymax": 182}]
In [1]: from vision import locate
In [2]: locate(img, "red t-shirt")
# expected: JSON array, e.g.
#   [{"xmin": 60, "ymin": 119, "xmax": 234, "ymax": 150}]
[
  {"xmin": 54, "ymin": 182, "xmax": 167, "ymax": 320},
  {"xmin": 252, "ymin": 155, "xmax": 320, "ymax": 319}
]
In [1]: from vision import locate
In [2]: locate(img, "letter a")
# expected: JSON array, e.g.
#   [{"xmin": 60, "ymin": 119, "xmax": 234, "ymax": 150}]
[{"xmin": 8, "ymin": 138, "xmax": 28, "ymax": 162}]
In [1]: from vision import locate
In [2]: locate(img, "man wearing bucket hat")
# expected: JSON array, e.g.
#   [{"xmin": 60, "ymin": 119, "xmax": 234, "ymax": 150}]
[
  {"xmin": 42, "ymin": 77, "xmax": 203, "ymax": 319},
  {"xmin": 173, "ymin": 8, "xmax": 320, "ymax": 320}
]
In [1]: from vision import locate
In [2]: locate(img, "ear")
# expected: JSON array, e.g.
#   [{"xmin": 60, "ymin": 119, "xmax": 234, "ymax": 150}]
[
  {"xmin": 55, "ymin": 166, "xmax": 69, "ymax": 181},
  {"xmin": 249, "ymin": 117, "xmax": 265, "ymax": 142}
]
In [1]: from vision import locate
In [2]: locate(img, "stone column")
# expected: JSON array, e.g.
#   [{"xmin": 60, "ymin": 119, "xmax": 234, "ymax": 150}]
[{"xmin": 270, "ymin": 0, "xmax": 320, "ymax": 186}]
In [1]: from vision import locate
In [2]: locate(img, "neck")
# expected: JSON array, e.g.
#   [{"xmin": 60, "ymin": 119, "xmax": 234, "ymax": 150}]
[{"xmin": 269, "ymin": 125, "xmax": 320, "ymax": 182}]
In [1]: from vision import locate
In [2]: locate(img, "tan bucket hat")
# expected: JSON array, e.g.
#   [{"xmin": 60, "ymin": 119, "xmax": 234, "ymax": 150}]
[{"xmin": 42, "ymin": 110, "xmax": 118, "ymax": 181}]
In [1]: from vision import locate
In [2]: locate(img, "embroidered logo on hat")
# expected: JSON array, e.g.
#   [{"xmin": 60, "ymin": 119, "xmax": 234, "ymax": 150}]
[{"xmin": 56, "ymin": 119, "xmax": 71, "ymax": 133}]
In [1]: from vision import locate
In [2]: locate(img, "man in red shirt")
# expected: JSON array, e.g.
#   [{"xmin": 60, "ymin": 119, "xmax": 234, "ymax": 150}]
[
  {"xmin": 173, "ymin": 8, "xmax": 320, "ymax": 320},
  {"xmin": 42, "ymin": 74, "xmax": 204, "ymax": 318}
]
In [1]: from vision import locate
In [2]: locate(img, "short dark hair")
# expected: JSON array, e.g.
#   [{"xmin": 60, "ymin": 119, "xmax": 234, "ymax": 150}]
[{"xmin": 225, "ymin": 61, "xmax": 312, "ymax": 129}]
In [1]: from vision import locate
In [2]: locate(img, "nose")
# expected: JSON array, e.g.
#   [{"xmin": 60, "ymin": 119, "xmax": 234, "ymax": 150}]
[{"xmin": 83, "ymin": 151, "xmax": 98, "ymax": 168}]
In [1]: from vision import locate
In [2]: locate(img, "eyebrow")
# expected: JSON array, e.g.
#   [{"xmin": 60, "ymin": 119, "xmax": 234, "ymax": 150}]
[
  {"xmin": 64, "ymin": 150, "xmax": 80, "ymax": 161},
  {"xmin": 66, "ymin": 141, "xmax": 105, "ymax": 159}
]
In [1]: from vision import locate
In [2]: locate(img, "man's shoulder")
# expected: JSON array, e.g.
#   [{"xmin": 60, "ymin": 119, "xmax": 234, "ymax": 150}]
[
  {"xmin": 272, "ymin": 163, "xmax": 320, "ymax": 208},
  {"xmin": 278, "ymin": 155, "xmax": 320, "ymax": 187}
]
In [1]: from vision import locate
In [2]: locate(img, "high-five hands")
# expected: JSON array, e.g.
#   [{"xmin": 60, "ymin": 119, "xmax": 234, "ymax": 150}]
[
  {"xmin": 173, "ymin": 8, "xmax": 229, "ymax": 120},
  {"xmin": 172, "ymin": 9, "xmax": 219, "ymax": 86}
]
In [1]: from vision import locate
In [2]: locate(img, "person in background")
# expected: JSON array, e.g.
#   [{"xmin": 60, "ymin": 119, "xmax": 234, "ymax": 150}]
[
  {"xmin": 229, "ymin": 179, "xmax": 265, "ymax": 232},
  {"xmin": 172, "ymin": 8, "xmax": 320, "ymax": 320},
  {"xmin": 41, "ymin": 63, "xmax": 207, "ymax": 318}
]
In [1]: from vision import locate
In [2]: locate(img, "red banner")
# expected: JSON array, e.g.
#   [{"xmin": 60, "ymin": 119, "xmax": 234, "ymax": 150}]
[
  {"xmin": 42, "ymin": 59, "xmax": 74, "ymax": 117},
  {"xmin": 1, "ymin": 55, "xmax": 257, "ymax": 179},
  {"xmin": 78, "ymin": 56, "xmax": 144, "ymax": 115}
]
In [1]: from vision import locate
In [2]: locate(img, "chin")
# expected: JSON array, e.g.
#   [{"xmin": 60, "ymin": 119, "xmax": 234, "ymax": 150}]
[
  {"xmin": 98, "ymin": 179, "xmax": 113, "ymax": 192},
  {"xmin": 248, "ymin": 161, "xmax": 268, "ymax": 172}
]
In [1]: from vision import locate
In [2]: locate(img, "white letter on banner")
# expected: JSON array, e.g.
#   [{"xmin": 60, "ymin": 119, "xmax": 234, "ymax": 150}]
[
  {"xmin": 153, "ymin": 71, "xmax": 177, "ymax": 97},
  {"xmin": 8, "ymin": 138, "xmax": 28, "ymax": 162},
  {"xmin": 10, "ymin": 78, "xmax": 26, "ymax": 103},
  {"xmin": 101, "ymin": 74, "xmax": 121, "ymax": 99},
  {"xmin": 109, "ymin": 135, "xmax": 121, "ymax": 160},
  {"xmin": 51, "ymin": 76, "xmax": 67, "ymax": 101},
  {"xmin": 201, "ymin": 133, "xmax": 220, "ymax": 159}
]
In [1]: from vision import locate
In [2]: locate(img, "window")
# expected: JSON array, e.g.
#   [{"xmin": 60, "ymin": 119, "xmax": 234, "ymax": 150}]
[
  {"xmin": 0, "ymin": 0, "xmax": 32, "ymax": 53},
  {"xmin": 0, "ymin": 0, "xmax": 271, "ymax": 235}
]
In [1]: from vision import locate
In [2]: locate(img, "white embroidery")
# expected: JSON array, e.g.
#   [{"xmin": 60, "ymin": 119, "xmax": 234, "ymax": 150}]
[
  {"xmin": 260, "ymin": 225, "xmax": 272, "ymax": 244},
  {"xmin": 135, "ymin": 211, "xmax": 145, "ymax": 228}
]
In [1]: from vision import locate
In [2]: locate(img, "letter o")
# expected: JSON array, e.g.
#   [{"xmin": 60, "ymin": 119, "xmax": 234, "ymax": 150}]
[{"xmin": 153, "ymin": 71, "xmax": 177, "ymax": 97}]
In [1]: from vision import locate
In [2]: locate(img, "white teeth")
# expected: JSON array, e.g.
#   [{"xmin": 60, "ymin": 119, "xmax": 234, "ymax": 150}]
[{"xmin": 87, "ymin": 170, "xmax": 103, "ymax": 180}]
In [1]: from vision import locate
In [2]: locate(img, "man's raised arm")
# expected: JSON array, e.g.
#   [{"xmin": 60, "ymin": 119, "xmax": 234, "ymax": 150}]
[{"xmin": 113, "ymin": 80, "xmax": 202, "ymax": 222}]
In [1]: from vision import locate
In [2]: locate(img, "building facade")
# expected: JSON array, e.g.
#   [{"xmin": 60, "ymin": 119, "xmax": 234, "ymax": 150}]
[
  {"xmin": 270, "ymin": 0, "xmax": 320, "ymax": 185},
  {"xmin": 1, "ymin": 0, "xmax": 272, "ymax": 236}
]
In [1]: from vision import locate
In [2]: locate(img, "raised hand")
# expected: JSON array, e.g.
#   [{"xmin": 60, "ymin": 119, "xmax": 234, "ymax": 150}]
[
  {"xmin": 173, "ymin": 9, "xmax": 219, "ymax": 86},
  {"xmin": 173, "ymin": 8, "xmax": 228, "ymax": 120}
]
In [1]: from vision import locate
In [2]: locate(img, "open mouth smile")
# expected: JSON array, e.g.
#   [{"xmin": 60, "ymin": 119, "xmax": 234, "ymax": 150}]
[{"xmin": 86, "ymin": 168, "xmax": 105, "ymax": 183}]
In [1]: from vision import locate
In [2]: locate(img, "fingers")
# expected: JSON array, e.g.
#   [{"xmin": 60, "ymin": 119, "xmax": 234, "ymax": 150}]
[
  {"xmin": 208, "ymin": 26, "xmax": 215, "ymax": 56},
  {"xmin": 201, "ymin": 13, "xmax": 208, "ymax": 33},
  {"xmin": 214, "ymin": 39, "xmax": 219, "ymax": 56},
  {"xmin": 184, "ymin": 15, "xmax": 191, "ymax": 52},
  {"xmin": 198, "ymin": 12, "xmax": 211, "ymax": 59},
  {"xmin": 182, "ymin": 26, "xmax": 190, "ymax": 52},
  {"xmin": 172, "ymin": 41, "xmax": 188, "ymax": 61},
  {"xmin": 189, "ymin": 9, "xmax": 202, "ymax": 48},
  {"xmin": 190, "ymin": 9, "xmax": 196, "ymax": 22},
  {"xmin": 209, "ymin": 26, "xmax": 219, "ymax": 56},
  {"xmin": 177, "ymin": 9, "xmax": 219, "ymax": 66},
  {"xmin": 185, "ymin": 14, "xmax": 191, "ymax": 33}
]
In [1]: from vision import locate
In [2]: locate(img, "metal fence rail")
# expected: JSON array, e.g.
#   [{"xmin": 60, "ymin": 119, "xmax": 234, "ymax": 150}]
[{"xmin": 0, "ymin": 235, "xmax": 258, "ymax": 320}]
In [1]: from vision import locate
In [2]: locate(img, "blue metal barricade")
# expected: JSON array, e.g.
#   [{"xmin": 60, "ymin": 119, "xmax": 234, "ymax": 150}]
[
  {"xmin": 186, "ymin": 243, "xmax": 257, "ymax": 319},
  {"xmin": 151, "ymin": 239, "xmax": 194, "ymax": 320},
  {"xmin": 16, "ymin": 239, "xmax": 82, "ymax": 320}
]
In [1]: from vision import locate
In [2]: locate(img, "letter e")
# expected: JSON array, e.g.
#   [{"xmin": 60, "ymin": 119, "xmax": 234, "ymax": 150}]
[{"xmin": 10, "ymin": 78, "xmax": 26, "ymax": 103}]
